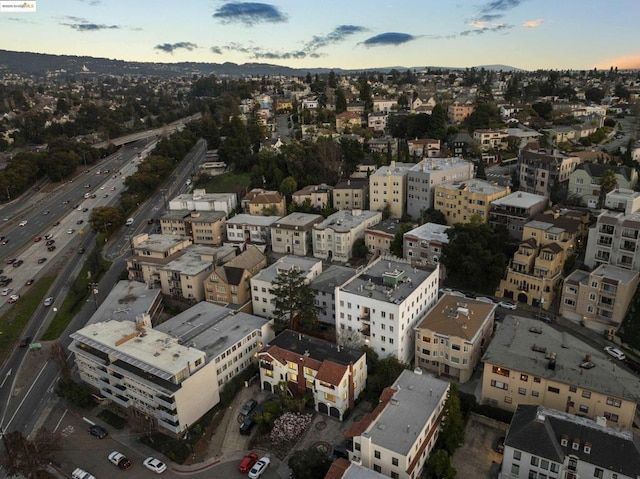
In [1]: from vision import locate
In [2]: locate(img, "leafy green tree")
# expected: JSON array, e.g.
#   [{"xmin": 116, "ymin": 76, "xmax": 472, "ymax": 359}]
[
  {"xmin": 424, "ymin": 449, "xmax": 456, "ymax": 479},
  {"xmin": 532, "ymin": 102, "xmax": 553, "ymax": 120},
  {"xmin": 272, "ymin": 268, "xmax": 318, "ymax": 333},
  {"xmin": 420, "ymin": 208, "xmax": 447, "ymax": 225},
  {"xmin": 335, "ymin": 88, "xmax": 347, "ymax": 113},
  {"xmin": 358, "ymin": 76, "xmax": 373, "ymax": 111},
  {"xmin": 363, "ymin": 346, "xmax": 409, "ymax": 402},
  {"xmin": 280, "ymin": 176, "xmax": 298, "ymax": 201},
  {"xmin": 390, "ymin": 223, "xmax": 414, "ymax": 257},
  {"xmin": 288, "ymin": 448, "xmax": 332, "ymax": 479},
  {"xmin": 585, "ymin": 87, "xmax": 605, "ymax": 104},
  {"xmin": 440, "ymin": 383, "xmax": 465, "ymax": 454},
  {"xmin": 476, "ymin": 157, "xmax": 487, "ymax": 180},
  {"xmin": 352, "ymin": 238, "xmax": 368, "ymax": 259},
  {"xmin": 597, "ymin": 168, "xmax": 618, "ymax": 208},
  {"xmin": 89, "ymin": 206, "xmax": 125, "ymax": 233},
  {"xmin": 340, "ymin": 137, "xmax": 365, "ymax": 178}
]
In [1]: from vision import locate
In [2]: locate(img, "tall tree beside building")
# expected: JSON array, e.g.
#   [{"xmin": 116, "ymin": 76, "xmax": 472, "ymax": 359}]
[
  {"xmin": 335, "ymin": 88, "xmax": 347, "ymax": 114},
  {"xmin": 439, "ymin": 383, "xmax": 465, "ymax": 454},
  {"xmin": 271, "ymin": 268, "xmax": 318, "ymax": 333},
  {"xmin": 597, "ymin": 169, "xmax": 618, "ymax": 208}
]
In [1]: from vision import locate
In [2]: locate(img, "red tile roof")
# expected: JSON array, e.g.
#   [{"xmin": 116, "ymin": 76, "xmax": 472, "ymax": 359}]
[
  {"xmin": 344, "ymin": 386, "xmax": 396, "ymax": 438},
  {"xmin": 315, "ymin": 361, "xmax": 347, "ymax": 386},
  {"xmin": 324, "ymin": 458, "xmax": 350, "ymax": 479}
]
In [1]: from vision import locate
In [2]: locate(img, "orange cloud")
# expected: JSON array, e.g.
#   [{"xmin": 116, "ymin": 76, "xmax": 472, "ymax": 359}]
[
  {"xmin": 470, "ymin": 20, "xmax": 486, "ymax": 28},
  {"xmin": 596, "ymin": 55, "xmax": 640, "ymax": 70},
  {"xmin": 523, "ymin": 19, "xmax": 543, "ymax": 28}
]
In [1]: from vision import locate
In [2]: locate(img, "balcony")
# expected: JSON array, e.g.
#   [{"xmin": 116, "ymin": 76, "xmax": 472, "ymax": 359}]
[{"xmin": 155, "ymin": 394, "xmax": 175, "ymax": 409}]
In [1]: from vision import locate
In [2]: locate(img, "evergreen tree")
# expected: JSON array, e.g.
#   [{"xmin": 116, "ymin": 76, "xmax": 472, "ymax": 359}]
[
  {"xmin": 272, "ymin": 268, "xmax": 318, "ymax": 333},
  {"xmin": 440, "ymin": 383, "xmax": 465, "ymax": 454},
  {"xmin": 335, "ymin": 88, "xmax": 347, "ymax": 113},
  {"xmin": 597, "ymin": 169, "xmax": 618, "ymax": 208}
]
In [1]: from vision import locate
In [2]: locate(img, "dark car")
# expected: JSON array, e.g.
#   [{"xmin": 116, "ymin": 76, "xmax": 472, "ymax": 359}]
[
  {"xmin": 330, "ymin": 446, "xmax": 350, "ymax": 462},
  {"xmin": 78, "ymin": 248, "xmax": 85, "ymax": 254},
  {"xmin": 46, "ymin": 239, "xmax": 55, "ymax": 246},
  {"xmin": 76, "ymin": 219, "xmax": 84, "ymax": 225},
  {"xmin": 88, "ymin": 425, "xmax": 108, "ymax": 439},
  {"xmin": 37, "ymin": 258, "xmax": 47, "ymax": 264},
  {"xmin": 47, "ymin": 245, "xmax": 56, "ymax": 251},
  {"xmin": 239, "ymin": 417, "xmax": 255, "ymax": 436},
  {"xmin": 241, "ymin": 399, "xmax": 258, "ymax": 416},
  {"xmin": 534, "ymin": 313, "xmax": 553, "ymax": 323},
  {"xmin": 12, "ymin": 260, "xmax": 23, "ymax": 267},
  {"xmin": 25, "ymin": 279, "xmax": 34, "ymax": 286},
  {"xmin": 18, "ymin": 336, "xmax": 31, "ymax": 348}
]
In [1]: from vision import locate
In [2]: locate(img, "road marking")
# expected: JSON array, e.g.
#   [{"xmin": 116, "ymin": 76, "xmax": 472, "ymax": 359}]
[
  {"xmin": 4, "ymin": 362, "xmax": 48, "ymax": 430},
  {"xmin": 54, "ymin": 409, "xmax": 68, "ymax": 433},
  {"xmin": 61, "ymin": 425, "xmax": 75, "ymax": 437},
  {"xmin": 0, "ymin": 369, "xmax": 12, "ymax": 389}
]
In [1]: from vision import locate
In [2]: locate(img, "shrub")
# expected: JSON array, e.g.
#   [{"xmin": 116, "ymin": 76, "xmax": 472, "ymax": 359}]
[{"xmin": 269, "ymin": 412, "xmax": 312, "ymax": 445}]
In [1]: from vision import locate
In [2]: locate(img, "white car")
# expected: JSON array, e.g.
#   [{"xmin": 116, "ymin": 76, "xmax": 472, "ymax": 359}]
[
  {"xmin": 604, "ymin": 346, "xmax": 626, "ymax": 361},
  {"xmin": 143, "ymin": 457, "xmax": 167, "ymax": 474},
  {"xmin": 7, "ymin": 294, "xmax": 19, "ymax": 303},
  {"xmin": 498, "ymin": 301, "xmax": 517, "ymax": 310},
  {"xmin": 44, "ymin": 296, "xmax": 54, "ymax": 307},
  {"xmin": 248, "ymin": 457, "xmax": 270, "ymax": 479},
  {"xmin": 18, "ymin": 220, "xmax": 27, "ymax": 227},
  {"xmin": 1, "ymin": 288, "xmax": 12, "ymax": 296}
]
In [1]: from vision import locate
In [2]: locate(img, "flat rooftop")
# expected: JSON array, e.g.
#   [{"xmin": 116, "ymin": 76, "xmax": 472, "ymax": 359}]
[
  {"xmin": 315, "ymin": 210, "xmax": 381, "ymax": 233},
  {"xmin": 252, "ymin": 255, "xmax": 321, "ymax": 283},
  {"xmin": 273, "ymin": 212, "xmax": 323, "ymax": 228},
  {"xmin": 365, "ymin": 369, "xmax": 449, "ymax": 455},
  {"xmin": 483, "ymin": 316, "xmax": 640, "ymax": 402},
  {"xmin": 311, "ymin": 265, "xmax": 356, "ymax": 294},
  {"xmin": 159, "ymin": 248, "xmax": 215, "ymax": 275},
  {"xmin": 409, "ymin": 157, "xmax": 472, "ymax": 174},
  {"xmin": 161, "ymin": 209, "xmax": 226, "ymax": 222},
  {"xmin": 226, "ymin": 214, "xmax": 282, "ymax": 227},
  {"xmin": 491, "ymin": 191, "xmax": 548, "ymax": 209},
  {"xmin": 86, "ymin": 280, "xmax": 161, "ymax": 326},
  {"xmin": 437, "ymin": 179, "xmax": 508, "ymax": 195},
  {"xmin": 134, "ymin": 234, "xmax": 190, "ymax": 252},
  {"xmin": 404, "ymin": 223, "xmax": 450, "ymax": 243}
]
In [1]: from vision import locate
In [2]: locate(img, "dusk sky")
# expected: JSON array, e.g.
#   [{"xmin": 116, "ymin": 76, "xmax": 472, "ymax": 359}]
[{"xmin": 2, "ymin": 0, "xmax": 640, "ymax": 71}]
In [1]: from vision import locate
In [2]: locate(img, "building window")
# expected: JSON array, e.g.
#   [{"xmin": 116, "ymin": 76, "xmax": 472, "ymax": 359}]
[
  {"xmin": 373, "ymin": 465, "xmax": 381, "ymax": 473},
  {"xmin": 392, "ymin": 457, "xmax": 398, "ymax": 466},
  {"xmin": 374, "ymin": 450, "xmax": 381, "ymax": 459},
  {"xmin": 606, "ymin": 397, "xmax": 622, "ymax": 408},
  {"xmin": 594, "ymin": 468, "xmax": 603, "ymax": 479},
  {"xmin": 511, "ymin": 464, "xmax": 520, "ymax": 475},
  {"xmin": 518, "ymin": 387, "xmax": 526, "ymax": 395},
  {"xmin": 492, "ymin": 366, "xmax": 510, "ymax": 377},
  {"xmin": 531, "ymin": 390, "xmax": 539, "ymax": 397},
  {"xmin": 391, "ymin": 473, "xmax": 399, "ymax": 479},
  {"xmin": 513, "ymin": 450, "xmax": 521, "ymax": 461},
  {"xmin": 531, "ymin": 456, "xmax": 539, "ymax": 467},
  {"xmin": 547, "ymin": 386, "xmax": 560, "ymax": 394},
  {"xmin": 582, "ymin": 391, "xmax": 591, "ymax": 399},
  {"xmin": 520, "ymin": 374, "xmax": 528, "ymax": 381},
  {"xmin": 579, "ymin": 405, "xmax": 589, "ymax": 413}
]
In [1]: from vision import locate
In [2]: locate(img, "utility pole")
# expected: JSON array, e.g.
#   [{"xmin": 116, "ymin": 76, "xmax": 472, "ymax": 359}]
[{"xmin": 89, "ymin": 282, "xmax": 99, "ymax": 310}]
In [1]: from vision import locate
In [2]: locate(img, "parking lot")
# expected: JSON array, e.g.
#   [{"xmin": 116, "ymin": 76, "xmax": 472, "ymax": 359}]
[{"xmin": 451, "ymin": 413, "xmax": 508, "ymax": 479}]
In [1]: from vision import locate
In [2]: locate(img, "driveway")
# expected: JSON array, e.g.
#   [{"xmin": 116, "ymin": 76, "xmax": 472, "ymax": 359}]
[{"xmin": 451, "ymin": 413, "xmax": 508, "ymax": 479}]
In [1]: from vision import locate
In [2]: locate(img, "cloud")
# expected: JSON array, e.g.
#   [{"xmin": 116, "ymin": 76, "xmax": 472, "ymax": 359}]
[
  {"xmin": 60, "ymin": 15, "xmax": 119, "ymax": 31},
  {"xmin": 361, "ymin": 32, "xmax": 417, "ymax": 47},
  {"xmin": 305, "ymin": 24, "xmax": 367, "ymax": 50},
  {"xmin": 210, "ymin": 46, "xmax": 223, "ymax": 55},
  {"xmin": 460, "ymin": 24, "xmax": 512, "ymax": 36},
  {"xmin": 254, "ymin": 50, "xmax": 307, "ymax": 60},
  {"xmin": 479, "ymin": 0, "xmax": 524, "ymax": 15},
  {"xmin": 154, "ymin": 42, "xmax": 199, "ymax": 54},
  {"xmin": 78, "ymin": 0, "xmax": 102, "ymax": 5},
  {"xmin": 523, "ymin": 18, "xmax": 543, "ymax": 28},
  {"xmin": 213, "ymin": 2, "xmax": 287, "ymax": 26}
]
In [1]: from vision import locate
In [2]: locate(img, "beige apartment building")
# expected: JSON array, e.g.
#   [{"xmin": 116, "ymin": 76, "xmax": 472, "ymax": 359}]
[
  {"xmin": 481, "ymin": 316, "xmax": 640, "ymax": 430},
  {"xmin": 414, "ymin": 294, "xmax": 496, "ymax": 383},
  {"xmin": 448, "ymin": 101, "xmax": 475, "ymax": 123},
  {"xmin": 292, "ymin": 184, "xmax": 333, "ymax": 210},
  {"xmin": 369, "ymin": 161, "xmax": 414, "ymax": 219},
  {"xmin": 333, "ymin": 178, "xmax": 368, "ymax": 211},
  {"xmin": 127, "ymin": 234, "xmax": 193, "ymax": 287},
  {"xmin": 473, "ymin": 129, "xmax": 509, "ymax": 152},
  {"xmin": 433, "ymin": 179, "xmax": 510, "ymax": 225},
  {"xmin": 242, "ymin": 188, "xmax": 287, "ymax": 216},
  {"xmin": 158, "ymin": 245, "xmax": 219, "ymax": 302},
  {"xmin": 270, "ymin": 212, "xmax": 324, "ymax": 256},
  {"xmin": 160, "ymin": 210, "xmax": 227, "ymax": 246},
  {"xmin": 560, "ymin": 264, "xmax": 639, "ymax": 334}
]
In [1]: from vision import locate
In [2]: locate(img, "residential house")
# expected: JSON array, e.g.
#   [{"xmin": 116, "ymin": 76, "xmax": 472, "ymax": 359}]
[
  {"xmin": 415, "ymin": 294, "xmax": 496, "ymax": 383},
  {"xmin": 406, "ymin": 158, "xmax": 475, "ymax": 220},
  {"xmin": 369, "ymin": 161, "xmax": 415, "ymax": 219},
  {"xmin": 335, "ymin": 256, "xmax": 440, "ymax": 363},
  {"xmin": 448, "ymin": 101, "xmax": 475, "ymax": 123},
  {"xmin": 336, "ymin": 112, "xmax": 362, "ymax": 133},
  {"xmin": 407, "ymin": 139, "xmax": 441, "ymax": 158},
  {"xmin": 500, "ymin": 405, "xmax": 640, "ymax": 479},
  {"xmin": 473, "ymin": 129, "xmax": 509, "ymax": 152},
  {"xmin": 271, "ymin": 212, "xmax": 324, "ymax": 256},
  {"xmin": 489, "ymin": 192, "xmax": 549, "ymax": 240},
  {"xmin": 568, "ymin": 163, "xmax": 638, "ymax": 208},
  {"xmin": 373, "ymin": 99, "xmax": 397, "ymax": 113},
  {"xmin": 449, "ymin": 130, "xmax": 474, "ymax": 157},
  {"xmin": 433, "ymin": 179, "xmax": 511, "ymax": 225},
  {"xmin": 157, "ymin": 245, "xmax": 223, "ymax": 302},
  {"xmin": 367, "ymin": 112, "xmax": 388, "ymax": 132},
  {"xmin": 344, "ymin": 369, "xmax": 449, "ymax": 479},
  {"xmin": 168, "ymin": 189, "xmax": 237, "ymax": 216},
  {"xmin": 481, "ymin": 316, "xmax": 640, "ymax": 430},
  {"xmin": 333, "ymin": 178, "xmax": 369, "ymax": 211},
  {"xmin": 292, "ymin": 184, "xmax": 333, "ymax": 210},
  {"xmin": 250, "ymin": 256, "xmax": 323, "ymax": 319},
  {"xmin": 160, "ymin": 210, "xmax": 226, "ymax": 245},
  {"xmin": 324, "ymin": 460, "xmax": 390, "ymax": 479},
  {"xmin": 364, "ymin": 219, "xmax": 405, "ymax": 257},
  {"xmin": 313, "ymin": 209, "xmax": 383, "ymax": 263},
  {"xmin": 69, "ymin": 302, "xmax": 273, "ymax": 436},
  {"xmin": 225, "ymin": 214, "xmax": 281, "ymax": 250},
  {"xmin": 311, "ymin": 265, "xmax": 356, "ymax": 325},
  {"xmin": 258, "ymin": 330, "xmax": 367, "ymax": 420},
  {"xmin": 242, "ymin": 188, "xmax": 286, "ymax": 216},
  {"xmin": 204, "ymin": 245, "xmax": 267, "ymax": 311},
  {"xmin": 517, "ymin": 147, "xmax": 582, "ymax": 197},
  {"xmin": 561, "ymin": 264, "xmax": 639, "ymax": 334},
  {"xmin": 403, "ymin": 223, "xmax": 449, "ymax": 268},
  {"xmin": 126, "ymin": 234, "xmax": 193, "ymax": 287}
]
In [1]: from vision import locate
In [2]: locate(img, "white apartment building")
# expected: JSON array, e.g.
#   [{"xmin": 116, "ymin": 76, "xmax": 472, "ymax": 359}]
[
  {"xmin": 500, "ymin": 405, "xmax": 640, "ymax": 479},
  {"xmin": 335, "ymin": 256, "xmax": 440, "ymax": 363},
  {"xmin": 250, "ymin": 255, "xmax": 323, "ymax": 319},
  {"xmin": 406, "ymin": 158, "xmax": 475, "ymax": 220},
  {"xmin": 369, "ymin": 161, "xmax": 415, "ymax": 219},
  {"xmin": 345, "ymin": 369, "xmax": 450, "ymax": 479},
  {"xmin": 225, "ymin": 214, "xmax": 281, "ymax": 249},
  {"xmin": 168, "ymin": 189, "xmax": 237, "ymax": 216},
  {"xmin": 258, "ymin": 330, "xmax": 367, "ymax": 421},
  {"xmin": 313, "ymin": 209, "xmax": 382, "ymax": 263},
  {"xmin": 69, "ymin": 302, "xmax": 273, "ymax": 436}
]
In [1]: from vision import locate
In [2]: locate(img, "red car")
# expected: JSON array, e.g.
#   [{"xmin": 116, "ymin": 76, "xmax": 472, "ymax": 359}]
[
  {"xmin": 34, "ymin": 236, "xmax": 42, "ymax": 242},
  {"xmin": 238, "ymin": 453, "xmax": 259, "ymax": 473}
]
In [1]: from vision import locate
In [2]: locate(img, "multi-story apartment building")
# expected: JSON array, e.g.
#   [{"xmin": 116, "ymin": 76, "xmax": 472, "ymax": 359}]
[
  {"xmin": 250, "ymin": 255, "xmax": 323, "ymax": 319},
  {"xmin": 258, "ymin": 330, "xmax": 367, "ymax": 421},
  {"xmin": 481, "ymin": 316, "xmax": 640, "ymax": 430},
  {"xmin": 291, "ymin": 184, "xmax": 333, "ymax": 210},
  {"xmin": 448, "ymin": 101, "xmax": 475, "ymax": 123},
  {"xmin": 433, "ymin": 179, "xmax": 510, "ymax": 226},
  {"xmin": 127, "ymin": 234, "xmax": 193, "ymax": 287},
  {"xmin": 345, "ymin": 369, "xmax": 450, "ymax": 479},
  {"xmin": 311, "ymin": 265, "xmax": 356, "ymax": 326},
  {"xmin": 241, "ymin": 188, "xmax": 286, "ymax": 216},
  {"xmin": 489, "ymin": 191, "xmax": 549, "ymax": 240},
  {"xmin": 160, "ymin": 210, "xmax": 227, "ymax": 245},
  {"xmin": 369, "ymin": 161, "xmax": 414, "ymax": 219},
  {"xmin": 364, "ymin": 219, "xmax": 405, "ymax": 257},
  {"xmin": 560, "ymin": 264, "xmax": 639, "ymax": 334},
  {"xmin": 407, "ymin": 139, "xmax": 440, "ymax": 158},
  {"xmin": 204, "ymin": 245, "xmax": 267, "ymax": 310},
  {"xmin": 335, "ymin": 256, "xmax": 440, "ymax": 363},
  {"xmin": 225, "ymin": 214, "xmax": 281, "ymax": 249},
  {"xmin": 270, "ymin": 212, "xmax": 324, "ymax": 256},
  {"xmin": 372, "ymin": 99, "xmax": 397, "ymax": 113},
  {"xmin": 449, "ymin": 131, "xmax": 474, "ymax": 157},
  {"xmin": 500, "ymin": 405, "xmax": 640, "ymax": 479},
  {"xmin": 87, "ymin": 280, "xmax": 164, "ymax": 327},
  {"xmin": 367, "ymin": 112, "xmax": 388, "ymax": 132},
  {"xmin": 333, "ymin": 178, "xmax": 368, "ymax": 211},
  {"xmin": 403, "ymin": 223, "xmax": 449, "ymax": 267},
  {"xmin": 473, "ymin": 129, "xmax": 509, "ymax": 152},
  {"xmin": 313, "ymin": 209, "xmax": 382, "ymax": 263},
  {"xmin": 414, "ymin": 294, "xmax": 496, "ymax": 383},
  {"xmin": 406, "ymin": 158, "xmax": 475, "ymax": 220},
  {"xmin": 336, "ymin": 112, "xmax": 363, "ymax": 133},
  {"xmin": 69, "ymin": 302, "xmax": 273, "ymax": 436},
  {"xmin": 568, "ymin": 163, "xmax": 638, "ymax": 208},
  {"xmin": 517, "ymin": 147, "xmax": 582, "ymax": 197},
  {"xmin": 168, "ymin": 189, "xmax": 237, "ymax": 216},
  {"xmin": 157, "ymin": 245, "xmax": 220, "ymax": 301},
  {"xmin": 584, "ymin": 189, "xmax": 640, "ymax": 271}
]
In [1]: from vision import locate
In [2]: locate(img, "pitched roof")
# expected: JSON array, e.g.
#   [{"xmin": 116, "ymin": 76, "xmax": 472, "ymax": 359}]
[
  {"xmin": 324, "ymin": 459, "xmax": 351, "ymax": 479},
  {"xmin": 345, "ymin": 387, "xmax": 396, "ymax": 438}
]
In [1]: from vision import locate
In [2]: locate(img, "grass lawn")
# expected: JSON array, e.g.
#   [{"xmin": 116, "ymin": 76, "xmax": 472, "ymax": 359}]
[
  {"xmin": 196, "ymin": 172, "xmax": 251, "ymax": 194},
  {"xmin": 0, "ymin": 276, "xmax": 55, "ymax": 363}
]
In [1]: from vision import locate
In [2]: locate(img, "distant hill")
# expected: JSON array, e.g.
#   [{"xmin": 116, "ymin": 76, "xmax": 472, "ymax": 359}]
[{"xmin": 0, "ymin": 49, "xmax": 524, "ymax": 78}]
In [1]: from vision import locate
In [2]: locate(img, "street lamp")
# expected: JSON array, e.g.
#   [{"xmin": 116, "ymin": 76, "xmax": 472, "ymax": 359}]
[{"xmin": 89, "ymin": 282, "xmax": 99, "ymax": 310}]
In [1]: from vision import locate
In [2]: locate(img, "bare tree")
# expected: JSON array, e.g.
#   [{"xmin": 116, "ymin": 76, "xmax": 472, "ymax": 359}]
[
  {"xmin": 2, "ymin": 428, "xmax": 61, "ymax": 478},
  {"xmin": 50, "ymin": 341, "xmax": 71, "ymax": 381},
  {"xmin": 336, "ymin": 327, "xmax": 364, "ymax": 350}
]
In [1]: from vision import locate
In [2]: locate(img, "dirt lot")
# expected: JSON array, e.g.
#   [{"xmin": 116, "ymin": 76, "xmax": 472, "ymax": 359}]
[{"xmin": 452, "ymin": 413, "xmax": 509, "ymax": 479}]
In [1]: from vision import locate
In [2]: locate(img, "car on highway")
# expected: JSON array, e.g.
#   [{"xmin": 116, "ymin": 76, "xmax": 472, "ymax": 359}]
[
  {"xmin": 43, "ymin": 210, "xmax": 50, "ymax": 215},
  {"xmin": 498, "ymin": 301, "xmax": 517, "ymax": 310},
  {"xmin": 47, "ymin": 245, "xmax": 56, "ymax": 251},
  {"xmin": 2, "ymin": 287, "xmax": 12, "ymax": 296},
  {"xmin": 88, "ymin": 425, "xmax": 108, "ymax": 439},
  {"xmin": 238, "ymin": 453, "xmax": 259, "ymax": 473},
  {"xmin": 84, "ymin": 184, "xmax": 91, "ymax": 188},
  {"xmin": 7, "ymin": 294, "xmax": 19, "ymax": 303},
  {"xmin": 100, "ymin": 186, "xmax": 105, "ymax": 190},
  {"xmin": 103, "ymin": 194, "xmax": 109, "ymax": 198},
  {"xmin": 53, "ymin": 221, "xmax": 60, "ymax": 226},
  {"xmin": 108, "ymin": 451, "xmax": 132, "ymax": 470},
  {"xmin": 248, "ymin": 457, "xmax": 270, "ymax": 479},
  {"xmin": 604, "ymin": 346, "xmax": 626, "ymax": 361},
  {"xmin": 18, "ymin": 336, "xmax": 31, "ymax": 347},
  {"xmin": 67, "ymin": 228, "xmax": 76, "ymax": 234},
  {"xmin": 34, "ymin": 236, "xmax": 42, "ymax": 242},
  {"xmin": 143, "ymin": 457, "xmax": 167, "ymax": 474},
  {"xmin": 12, "ymin": 260, "xmax": 23, "ymax": 267},
  {"xmin": 0, "ymin": 278, "xmax": 13, "ymax": 286},
  {"xmin": 110, "ymin": 186, "xmax": 116, "ymax": 191},
  {"xmin": 37, "ymin": 258, "xmax": 47, "ymax": 264},
  {"xmin": 46, "ymin": 239, "xmax": 55, "ymax": 245},
  {"xmin": 5, "ymin": 258, "xmax": 15, "ymax": 265},
  {"xmin": 78, "ymin": 247, "xmax": 85, "ymax": 254},
  {"xmin": 44, "ymin": 233, "xmax": 53, "ymax": 240},
  {"xmin": 25, "ymin": 279, "xmax": 34, "ymax": 286},
  {"xmin": 82, "ymin": 208, "xmax": 89, "ymax": 212},
  {"xmin": 44, "ymin": 296, "xmax": 54, "ymax": 307},
  {"xmin": 19, "ymin": 220, "xmax": 27, "ymax": 227},
  {"xmin": 1, "ymin": 239, "xmax": 7, "ymax": 245}
]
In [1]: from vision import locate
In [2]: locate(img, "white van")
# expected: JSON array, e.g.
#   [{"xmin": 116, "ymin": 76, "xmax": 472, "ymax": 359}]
[
  {"xmin": 72, "ymin": 468, "xmax": 96, "ymax": 479},
  {"xmin": 604, "ymin": 346, "xmax": 626, "ymax": 361},
  {"xmin": 125, "ymin": 218, "xmax": 134, "ymax": 226}
]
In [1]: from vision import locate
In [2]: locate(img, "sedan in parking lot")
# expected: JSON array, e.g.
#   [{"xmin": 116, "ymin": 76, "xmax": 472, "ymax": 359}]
[
  {"xmin": 88, "ymin": 425, "xmax": 108, "ymax": 439},
  {"xmin": 238, "ymin": 453, "xmax": 259, "ymax": 473},
  {"xmin": 248, "ymin": 457, "xmax": 270, "ymax": 479},
  {"xmin": 498, "ymin": 301, "xmax": 517, "ymax": 310},
  {"xmin": 108, "ymin": 451, "xmax": 132, "ymax": 470},
  {"xmin": 534, "ymin": 313, "xmax": 553, "ymax": 323},
  {"xmin": 143, "ymin": 457, "xmax": 167, "ymax": 474}
]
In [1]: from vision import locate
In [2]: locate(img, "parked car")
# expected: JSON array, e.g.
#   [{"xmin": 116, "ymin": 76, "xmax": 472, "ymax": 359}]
[
  {"xmin": 238, "ymin": 453, "xmax": 259, "ymax": 473},
  {"xmin": 108, "ymin": 451, "xmax": 132, "ymax": 470},
  {"xmin": 248, "ymin": 457, "xmax": 270, "ymax": 479},
  {"xmin": 239, "ymin": 417, "xmax": 256, "ymax": 436},
  {"xmin": 241, "ymin": 399, "xmax": 258, "ymax": 416},
  {"xmin": 534, "ymin": 313, "xmax": 553, "ymax": 323},
  {"xmin": 71, "ymin": 467, "xmax": 96, "ymax": 479},
  {"xmin": 143, "ymin": 457, "xmax": 167, "ymax": 474},
  {"xmin": 88, "ymin": 425, "xmax": 108, "ymax": 439},
  {"xmin": 604, "ymin": 346, "xmax": 626, "ymax": 361},
  {"xmin": 498, "ymin": 301, "xmax": 517, "ymax": 310}
]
